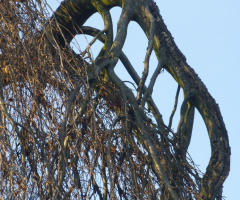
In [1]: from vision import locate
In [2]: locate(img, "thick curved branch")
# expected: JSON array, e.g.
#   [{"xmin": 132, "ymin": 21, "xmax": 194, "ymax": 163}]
[
  {"xmin": 176, "ymin": 93, "xmax": 195, "ymax": 157},
  {"xmin": 80, "ymin": 26, "xmax": 165, "ymax": 129},
  {"xmin": 91, "ymin": 0, "xmax": 113, "ymax": 57},
  {"xmin": 48, "ymin": 0, "xmax": 230, "ymax": 199},
  {"xmin": 134, "ymin": 1, "xmax": 230, "ymax": 198}
]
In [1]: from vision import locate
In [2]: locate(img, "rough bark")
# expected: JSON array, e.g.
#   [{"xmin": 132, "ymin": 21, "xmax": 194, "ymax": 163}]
[{"xmin": 0, "ymin": 0, "xmax": 230, "ymax": 199}]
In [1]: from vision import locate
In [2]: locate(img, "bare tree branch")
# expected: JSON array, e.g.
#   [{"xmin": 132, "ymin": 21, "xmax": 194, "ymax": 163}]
[{"xmin": 0, "ymin": 0, "xmax": 230, "ymax": 199}]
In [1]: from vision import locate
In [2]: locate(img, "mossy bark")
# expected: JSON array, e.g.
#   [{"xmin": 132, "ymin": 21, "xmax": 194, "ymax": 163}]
[{"xmin": 47, "ymin": 0, "xmax": 230, "ymax": 199}]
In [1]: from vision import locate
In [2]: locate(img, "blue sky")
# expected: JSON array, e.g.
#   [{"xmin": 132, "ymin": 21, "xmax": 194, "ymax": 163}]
[{"xmin": 48, "ymin": 0, "xmax": 240, "ymax": 199}]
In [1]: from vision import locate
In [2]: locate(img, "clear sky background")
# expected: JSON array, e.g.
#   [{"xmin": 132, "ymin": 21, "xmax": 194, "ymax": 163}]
[{"xmin": 48, "ymin": 0, "xmax": 240, "ymax": 199}]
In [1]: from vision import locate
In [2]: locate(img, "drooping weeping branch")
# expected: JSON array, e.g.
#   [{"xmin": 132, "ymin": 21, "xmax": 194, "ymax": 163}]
[{"xmin": 46, "ymin": 0, "xmax": 230, "ymax": 199}]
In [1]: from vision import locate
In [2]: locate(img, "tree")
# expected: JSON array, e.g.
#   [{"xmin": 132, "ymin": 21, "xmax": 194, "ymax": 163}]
[{"xmin": 0, "ymin": 0, "xmax": 230, "ymax": 199}]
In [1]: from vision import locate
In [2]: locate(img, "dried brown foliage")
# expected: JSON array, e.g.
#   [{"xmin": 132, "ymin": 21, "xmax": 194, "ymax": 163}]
[{"xmin": 0, "ymin": 0, "xmax": 230, "ymax": 199}]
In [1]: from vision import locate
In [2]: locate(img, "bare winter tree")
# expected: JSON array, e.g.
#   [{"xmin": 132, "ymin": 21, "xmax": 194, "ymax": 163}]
[{"xmin": 0, "ymin": 0, "xmax": 230, "ymax": 199}]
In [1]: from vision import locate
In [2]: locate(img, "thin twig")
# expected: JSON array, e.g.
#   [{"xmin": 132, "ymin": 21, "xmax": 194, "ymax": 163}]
[
  {"xmin": 141, "ymin": 60, "xmax": 163, "ymax": 107},
  {"xmin": 137, "ymin": 6, "xmax": 156, "ymax": 103},
  {"xmin": 168, "ymin": 85, "xmax": 181, "ymax": 129}
]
